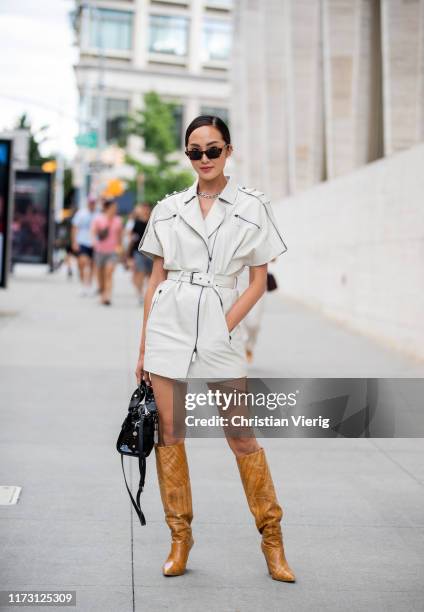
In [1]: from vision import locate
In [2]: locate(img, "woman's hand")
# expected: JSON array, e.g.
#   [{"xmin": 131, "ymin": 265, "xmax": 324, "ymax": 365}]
[
  {"xmin": 224, "ymin": 265, "xmax": 268, "ymax": 333},
  {"xmin": 135, "ymin": 352, "xmax": 152, "ymax": 386}
]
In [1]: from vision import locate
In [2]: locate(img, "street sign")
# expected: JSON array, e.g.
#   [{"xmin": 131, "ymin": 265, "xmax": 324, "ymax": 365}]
[
  {"xmin": 88, "ymin": 161, "xmax": 110, "ymax": 172},
  {"xmin": 75, "ymin": 131, "xmax": 98, "ymax": 148}
]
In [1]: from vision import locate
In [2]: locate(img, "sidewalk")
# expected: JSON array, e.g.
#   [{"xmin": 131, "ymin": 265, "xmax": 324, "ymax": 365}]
[{"xmin": 0, "ymin": 263, "xmax": 423, "ymax": 611}]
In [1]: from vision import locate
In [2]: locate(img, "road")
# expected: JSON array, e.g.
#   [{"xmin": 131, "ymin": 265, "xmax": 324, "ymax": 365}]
[{"xmin": 0, "ymin": 262, "xmax": 423, "ymax": 611}]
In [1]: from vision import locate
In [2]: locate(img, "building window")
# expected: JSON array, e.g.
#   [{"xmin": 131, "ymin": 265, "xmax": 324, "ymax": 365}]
[
  {"xmin": 205, "ymin": 0, "xmax": 233, "ymax": 9},
  {"xmin": 202, "ymin": 18, "xmax": 231, "ymax": 62},
  {"xmin": 89, "ymin": 96, "xmax": 130, "ymax": 143},
  {"xmin": 149, "ymin": 14, "xmax": 189, "ymax": 57},
  {"xmin": 200, "ymin": 106, "xmax": 230, "ymax": 127},
  {"xmin": 105, "ymin": 98, "xmax": 130, "ymax": 142},
  {"xmin": 88, "ymin": 8, "xmax": 133, "ymax": 51},
  {"xmin": 170, "ymin": 104, "xmax": 184, "ymax": 147}
]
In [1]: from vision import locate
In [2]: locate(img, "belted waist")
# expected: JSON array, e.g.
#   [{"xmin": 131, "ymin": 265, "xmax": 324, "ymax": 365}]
[{"xmin": 167, "ymin": 270, "xmax": 238, "ymax": 289}]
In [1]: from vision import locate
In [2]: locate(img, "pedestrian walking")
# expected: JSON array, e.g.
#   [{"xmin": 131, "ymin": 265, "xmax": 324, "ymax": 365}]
[
  {"xmin": 238, "ymin": 258, "xmax": 278, "ymax": 363},
  {"xmin": 71, "ymin": 196, "xmax": 100, "ymax": 296},
  {"xmin": 123, "ymin": 209, "xmax": 135, "ymax": 271},
  {"xmin": 91, "ymin": 199, "xmax": 123, "ymax": 306},
  {"xmin": 134, "ymin": 115, "xmax": 295, "ymax": 582},
  {"xmin": 59, "ymin": 208, "xmax": 77, "ymax": 278},
  {"xmin": 127, "ymin": 203, "xmax": 153, "ymax": 305}
]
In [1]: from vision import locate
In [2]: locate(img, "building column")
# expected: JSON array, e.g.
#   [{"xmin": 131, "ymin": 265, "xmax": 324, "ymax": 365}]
[
  {"xmin": 133, "ymin": 0, "xmax": 148, "ymax": 69},
  {"xmin": 381, "ymin": 0, "xmax": 424, "ymax": 155}
]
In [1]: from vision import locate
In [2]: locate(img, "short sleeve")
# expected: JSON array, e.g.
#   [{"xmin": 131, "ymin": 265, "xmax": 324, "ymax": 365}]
[
  {"xmin": 245, "ymin": 199, "xmax": 288, "ymax": 266},
  {"xmin": 137, "ymin": 204, "xmax": 164, "ymax": 259}
]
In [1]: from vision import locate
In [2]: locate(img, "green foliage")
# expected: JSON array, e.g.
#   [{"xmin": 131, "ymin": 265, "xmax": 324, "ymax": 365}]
[
  {"xmin": 15, "ymin": 113, "xmax": 50, "ymax": 168},
  {"xmin": 123, "ymin": 91, "xmax": 193, "ymax": 205}
]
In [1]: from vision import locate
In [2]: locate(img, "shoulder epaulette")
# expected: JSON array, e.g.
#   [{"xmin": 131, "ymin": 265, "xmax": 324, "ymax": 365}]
[
  {"xmin": 238, "ymin": 186, "xmax": 269, "ymax": 204},
  {"xmin": 158, "ymin": 186, "xmax": 190, "ymax": 203}
]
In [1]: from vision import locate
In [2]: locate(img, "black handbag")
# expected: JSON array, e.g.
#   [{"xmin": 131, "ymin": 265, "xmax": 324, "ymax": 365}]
[
  {"xmin": 97, "ymin": 218, "xmax": 113, "ymax": 241},
  {"xmin": 97, "ymin": 226, "xmax": 109, "ymax": 241},
  {"xmin": 267, "ymin": 272, "xmax": 278, "ymax": 292},
  {"xmin": 116, "ymin": 380, "xmax": 159, "ymax": 526}
]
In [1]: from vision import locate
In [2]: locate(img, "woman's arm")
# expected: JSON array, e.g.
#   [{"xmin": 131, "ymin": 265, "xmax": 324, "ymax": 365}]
[
  {"xmin": 138, "ymin": 255, "xmax": 167, "ymax": 357},
  {"xmin": 117, "ymin": 219, "xmax": 124, "ymax": 249},
  {"xmin": 225, "ymin": 264, "xmax": 267, "ymax": 333},
  {"xmin": 90, "ymin": 218, "xmax": 98, "ymax": 248},
  {"xmin": 71, "ymin": 224, "xmax": 79, "ymax": 251}
]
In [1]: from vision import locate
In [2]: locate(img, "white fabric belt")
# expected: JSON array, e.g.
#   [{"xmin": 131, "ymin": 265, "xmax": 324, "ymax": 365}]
[{"xmin": 167, "ymin": 270, "xmax": 237, "ymax": 289}]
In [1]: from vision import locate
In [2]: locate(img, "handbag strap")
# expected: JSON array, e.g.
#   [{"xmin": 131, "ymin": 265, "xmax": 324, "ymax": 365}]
[
  {"xmin": 119, "ymin": 382, "xmax": 154, "ymax": 527},
  {"xmin": 120, "ymin": 454, "xmax": 146, "ymax": 526}
]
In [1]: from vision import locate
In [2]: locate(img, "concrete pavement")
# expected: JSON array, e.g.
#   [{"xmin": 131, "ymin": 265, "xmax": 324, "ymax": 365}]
[{"xmin": 0, "ymin": 262, "xmax": 423, "ymax": 611}]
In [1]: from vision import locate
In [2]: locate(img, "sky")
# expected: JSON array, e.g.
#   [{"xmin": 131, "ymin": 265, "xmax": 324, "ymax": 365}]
[{"xmin": 0, "ymin": 0, "xmax": 79, "ymax": 161}]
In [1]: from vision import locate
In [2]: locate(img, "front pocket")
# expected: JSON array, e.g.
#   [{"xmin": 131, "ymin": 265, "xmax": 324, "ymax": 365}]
[
  {"xmin": 233, "ymin": 213, "xmax": 261, "ymax": 229},
  {"xmin": 148, "ymin": 281, "xmax": 169, "ymax": 318},
  {"xmin": 148, "ymin": 289, "xmax": 162, "ymax": 317},
  {"xmin": 218, "ymin": 303, "xmax": 233, "ymax": 344}
]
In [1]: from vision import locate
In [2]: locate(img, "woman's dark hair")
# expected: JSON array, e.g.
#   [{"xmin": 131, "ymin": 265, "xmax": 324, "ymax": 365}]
[
  {"xmin": 103, "ymin": 198, "xmax": 117, "ymax": 211},
  {"xmin": 185, "ymin": 115, "xmax": 231, "ymax": 147}
]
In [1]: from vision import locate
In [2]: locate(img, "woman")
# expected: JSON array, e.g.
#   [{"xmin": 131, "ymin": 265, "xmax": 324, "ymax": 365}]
[
  {"xmin": 71, "ymin": 196, "xmax": 99, "ymax": 297},
  {"xmin": 135, "ymin": 115, "xmax": 295, "ymax": 582},
  {"xmin": 127, "ymin": 203, "xmax": 153, "ymax": 305},
  {"xmin": 91, "ymin": 198, "xmax": 123, "ymax": 306}
]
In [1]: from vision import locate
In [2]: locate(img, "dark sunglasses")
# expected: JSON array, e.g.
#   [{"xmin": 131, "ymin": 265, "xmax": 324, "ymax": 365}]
[{"xmin": 185, "ymin": 144, "xmax": 229, "ymax": 161}]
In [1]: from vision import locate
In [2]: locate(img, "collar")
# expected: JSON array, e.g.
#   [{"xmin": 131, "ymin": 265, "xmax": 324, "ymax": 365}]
[{"xmin": 183, "ymin": 174, "xmax": 238, "ymax": 205}]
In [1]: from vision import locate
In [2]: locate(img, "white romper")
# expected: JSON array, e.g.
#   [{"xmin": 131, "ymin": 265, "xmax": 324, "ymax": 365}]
[{"xmin": 138, "ymin": 174, "xmax": 288, "ymax": 379}]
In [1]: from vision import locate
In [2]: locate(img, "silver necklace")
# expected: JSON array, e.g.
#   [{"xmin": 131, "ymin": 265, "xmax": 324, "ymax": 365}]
[
  {"xmin": 197, "ymin": 177, "xmax": 228, "ymax": 198},
  {"xmin": 197, "ymin": 189, "xmax": 221, "ymax": 199}
]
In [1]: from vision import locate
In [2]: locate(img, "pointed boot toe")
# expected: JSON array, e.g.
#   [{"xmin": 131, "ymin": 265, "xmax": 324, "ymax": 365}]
[
  {"xmin": 155, "ymin": 442, "xmax": 194, "ymax": 578},
  {"xmin": 236, "ymin": 447, "xmax": 297, "ymax": 583},
  {"xmin": 163, "ymin": 537, "xmax": 194, "ymax": 576},
  {"xmin": 261, "ymin": 541, "xmax": 296, "ymax": 582}
]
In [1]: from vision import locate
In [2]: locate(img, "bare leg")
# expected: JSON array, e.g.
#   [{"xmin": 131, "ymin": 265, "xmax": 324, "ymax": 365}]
[
  {"xmin": 149, "ymin": 373, "xmax": 193, "ymax": 577},
  {"xmin": 207, "ymin": 377, "xmax": 261, "ymax": 457},
  {"xmin": 96, "ymin": 263, "xmax": 105, "ymax": 299},
  {"xmin": 133, "ymin": 269, "xmax": 146, "ymax": 297},
  {"xmin": 102, "ymin": 260, "xmax": 116, "ymax": 302},
  {"xmin": 76, "ymin": 254, "xmax": 85, "ymax": 283},
  {"xmin": 79, "ymin": 254, "xmax": 91, "ymax": 288},
  {"xmin": 150, "ymin": 373, "xmax": 187, "ymax": 446}
]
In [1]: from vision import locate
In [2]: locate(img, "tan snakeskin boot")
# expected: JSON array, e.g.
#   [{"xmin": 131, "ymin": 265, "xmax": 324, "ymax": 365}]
[
  {"xmin": 155, "ymin": 441, "xmax": 194, "ymax": 576},
  {"xmin": 236, "ymin": 446, "xmax": 296, "ymax": 582}
]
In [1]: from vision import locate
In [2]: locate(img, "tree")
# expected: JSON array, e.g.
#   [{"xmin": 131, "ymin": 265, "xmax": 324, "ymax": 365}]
[{"xmin": 123, "ymin": 91, "xmax": 193, "ymax": 205}]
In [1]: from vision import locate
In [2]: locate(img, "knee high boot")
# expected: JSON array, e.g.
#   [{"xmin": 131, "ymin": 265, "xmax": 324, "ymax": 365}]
[
  {"xmin": 154, "ymin": 441, "xmax": 194, "ymax": 576},
  {"xmin": 236, "ymin": 447, "xmax": 296, "ymax": 582}
]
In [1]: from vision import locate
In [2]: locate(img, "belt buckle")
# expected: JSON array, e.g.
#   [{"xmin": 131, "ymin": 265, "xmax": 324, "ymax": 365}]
[{"xmin": 190, "ymin": 271, "xmax": 210, "ymax": 287}]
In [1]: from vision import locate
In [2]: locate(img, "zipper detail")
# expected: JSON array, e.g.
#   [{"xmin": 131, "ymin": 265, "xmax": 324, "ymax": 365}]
[
  {"xmin": 188, "ymin": 216, "xmax": 225, "ymax": 367},
  {"xmin": 262, "ymin": 202, "xmax": 287, "ymax": 247},
  {"xmin": 153, "ymin": 213, "xmax": 177, "ymax": 224},
  {"xmin": 190, "ymin": 286, "xmax": 204, "ymax": 362},
  {"xmin": 149, "ymin": 288, "xmax": 163, "ymax": 316},
  {"xmin": 234, "ymin": 213, "xmax": 260, "ymax": 229},
  {"xmin": 180, "ymin": 215, "xmax": 211, "ymax": 258},
  {"xmin": 208, "ymin": 218, "xmax": 225, "ymax": 262}
]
